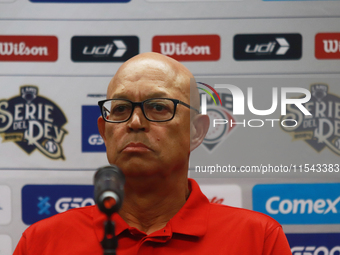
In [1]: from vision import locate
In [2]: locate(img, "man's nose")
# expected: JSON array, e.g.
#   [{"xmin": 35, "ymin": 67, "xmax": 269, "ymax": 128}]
[{"xmin": 127, "ymin": 106, "xmax": 147, "ymax": 131}]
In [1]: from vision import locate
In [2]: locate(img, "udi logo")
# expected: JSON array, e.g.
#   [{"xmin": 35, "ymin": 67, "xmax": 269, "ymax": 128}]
[
  {"xmin": 152, "ymin": 35, "xmax": 220, "ymax": 61},
  {"xmin": 0, "ymin": 36, "xmax": 58, "ymax": 61},
  {"xmin": 71, "ymin": 36, "xmax": 139, "ymax": 62},
  {"xmin": 234, "ymin": 34, "xmax": 302, "ymax": 60},
  {"xmin": 253, "ymin": 183, "xmax": 340, "ymax": 224},
  {"xmin": 315, "ymin": 33, "xmax": 340, "ymax": 59}
]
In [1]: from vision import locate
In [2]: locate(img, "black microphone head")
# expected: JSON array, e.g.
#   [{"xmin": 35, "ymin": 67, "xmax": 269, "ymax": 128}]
[{"xmin": 94, "ymin": 165, "xmax": 125, "ymax": 216}]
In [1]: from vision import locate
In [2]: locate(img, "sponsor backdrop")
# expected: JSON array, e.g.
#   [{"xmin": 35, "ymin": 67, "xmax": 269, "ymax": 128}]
[{"xmin": 0, "ymin": 1, "xmax": 340, "ymax": 254}]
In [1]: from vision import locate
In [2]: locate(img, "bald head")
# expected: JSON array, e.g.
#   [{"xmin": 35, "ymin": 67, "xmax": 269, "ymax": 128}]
[{"xmin": 107, "ymin": 52, "xmax": 200, "ymax": 110}]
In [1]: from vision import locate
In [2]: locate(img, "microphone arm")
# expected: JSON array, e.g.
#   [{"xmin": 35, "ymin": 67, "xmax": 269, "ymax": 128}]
[{"xmin": 94, "ymin": 165, "xmax": 125, "ymax": 255}]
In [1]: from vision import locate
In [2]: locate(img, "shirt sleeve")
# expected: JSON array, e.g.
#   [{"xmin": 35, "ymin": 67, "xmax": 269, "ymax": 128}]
[{"xmin": 262, "ymin": 226, "xmax": 292, "ymax": 255}]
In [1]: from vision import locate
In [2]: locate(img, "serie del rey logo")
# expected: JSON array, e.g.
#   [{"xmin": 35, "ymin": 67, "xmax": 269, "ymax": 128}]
[
  {"xmin": 0, "ymin": 36, "xmax": 58, "ymax": 61},
  {"xmin": 0, "ymin": 86, "xmax": 67, "ymax": 159},
  {"xmin": 152, "ymin": 35, "xmax": 220, "ymax": 61},
  {"xmin": 281, "ymin": 84, "xmax": 340, "ymax": 156},
  {"xmin": 315, "ymin": 33, "xmax": 340, "ymax": 59}
]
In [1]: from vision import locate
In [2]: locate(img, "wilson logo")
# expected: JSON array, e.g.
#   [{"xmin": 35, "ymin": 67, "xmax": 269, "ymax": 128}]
[
  {"xmin": 315, "ymin": 33, "xmax": 340, "ymax": 59},
  {"xmin": 0, "ymin": 36, "xmax": 58, "ymax": 61},
  {"xmin": 152, "ymin": 35, "xmax": 220, "ymax": 61}
]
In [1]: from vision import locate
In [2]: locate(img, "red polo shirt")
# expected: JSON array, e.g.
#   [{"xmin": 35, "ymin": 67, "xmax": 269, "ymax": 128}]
[{"xmin": 14, "ymin": 179, "xmax": 291, "ymax": 255}]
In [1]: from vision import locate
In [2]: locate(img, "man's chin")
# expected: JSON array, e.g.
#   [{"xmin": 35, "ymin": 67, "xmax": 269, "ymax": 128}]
[{"xmin": 112, "ymin": 159, "xmax": 160, "ymax": 176}]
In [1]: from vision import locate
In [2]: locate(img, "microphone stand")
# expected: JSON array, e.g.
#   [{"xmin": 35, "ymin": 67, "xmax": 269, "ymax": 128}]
[
  {"xmin": 101, "ymin": 216, "xmax": 118, "ymax": 255},
  {"xmin": 94, "ymin": 165, "xmax": 125, "ymax": 255}
]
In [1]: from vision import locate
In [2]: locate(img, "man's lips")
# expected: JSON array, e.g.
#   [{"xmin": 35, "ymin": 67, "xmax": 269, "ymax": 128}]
[{"xmin": 122, "ymin": 142, "xmax": 152, "ymax": 152}]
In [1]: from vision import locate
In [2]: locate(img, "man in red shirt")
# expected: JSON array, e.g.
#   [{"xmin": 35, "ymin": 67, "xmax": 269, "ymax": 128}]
[{"xmin": 14, "ymin": 52, "xmax": 292, "ymax": 254}]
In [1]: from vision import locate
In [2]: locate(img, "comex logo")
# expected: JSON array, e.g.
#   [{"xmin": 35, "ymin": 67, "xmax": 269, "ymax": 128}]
[
  {"xmin": 266, "ymin": 196, "xmax": 340, "ymax": 215},
  {"xmin": 291, "ymin": 246, "xmax": 340, "ymax": 255},
  {"xmin": 253, "ymin": 184, "xmax": 340, "ymax": 224},
  {"xmin": 197, "ymin": 82, "xmax": 236, "ymax": 151}
]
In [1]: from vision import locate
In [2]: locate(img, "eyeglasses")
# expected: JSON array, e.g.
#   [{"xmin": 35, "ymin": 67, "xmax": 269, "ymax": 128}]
[{"xmin": 98, "ymin": 98, "xmax": 200, "ymax": 123}]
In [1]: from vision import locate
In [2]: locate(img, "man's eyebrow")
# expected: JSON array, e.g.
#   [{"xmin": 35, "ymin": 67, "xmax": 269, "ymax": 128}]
[{"xmin": 111, "ymin": 91, "xmax": 169, "ymax": 99}]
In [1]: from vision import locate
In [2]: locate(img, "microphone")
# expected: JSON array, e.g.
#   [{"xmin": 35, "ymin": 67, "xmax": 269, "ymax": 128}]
[{"xmin": 94, "ymin": 165, "xmax": 125, "ymax": 216}]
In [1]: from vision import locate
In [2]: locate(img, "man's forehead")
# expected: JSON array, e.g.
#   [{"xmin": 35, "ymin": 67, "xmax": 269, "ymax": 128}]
[{"xmin": 107, "ymin": 57, "xmax": 191, "ymax": 99}]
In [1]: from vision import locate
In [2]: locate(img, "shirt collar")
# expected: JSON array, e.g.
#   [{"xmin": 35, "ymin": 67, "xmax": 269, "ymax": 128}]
[
  {"xmin": 168, "ymin": 178, "xmax": 209, "ymax": 237},
  {"xmin": 93, "ymin": 178, "xmax": 210, "ymax": 241}
]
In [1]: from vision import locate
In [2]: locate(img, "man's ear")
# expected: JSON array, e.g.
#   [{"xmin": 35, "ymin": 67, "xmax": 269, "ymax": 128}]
[
  {"xmin": 97, "ymin": 116, "xmax": 107, "ymax": 143},
  {"xmin": 190, "ymin": 114, "xmax": 210, "ymax": 152}
]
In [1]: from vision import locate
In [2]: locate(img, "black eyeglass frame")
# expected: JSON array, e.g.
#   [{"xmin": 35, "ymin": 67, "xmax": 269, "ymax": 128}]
[{"xmin": 98, "ymin": 98, "xmax": 200, "ymax": 123}]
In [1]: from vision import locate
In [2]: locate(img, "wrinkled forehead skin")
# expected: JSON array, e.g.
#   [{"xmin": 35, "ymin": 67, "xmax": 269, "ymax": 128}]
[{"xmin": 106, "ymin": 52, "xmax": 200, "ymax": 109}]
